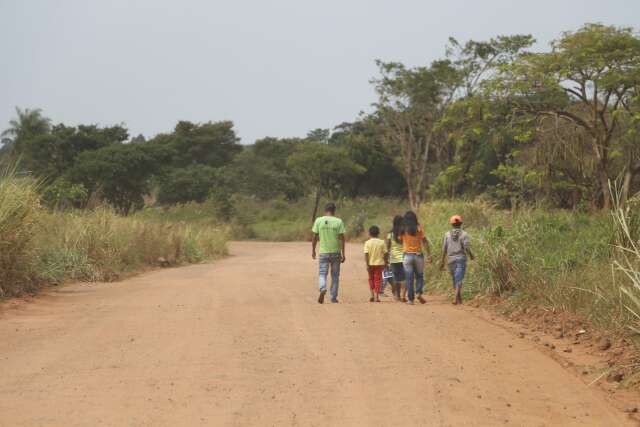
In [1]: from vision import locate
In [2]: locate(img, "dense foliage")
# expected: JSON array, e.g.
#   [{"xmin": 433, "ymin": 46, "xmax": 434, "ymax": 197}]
[{"xmin": 1, "ymin": 23, "xmax": 639, "ymax": 214}]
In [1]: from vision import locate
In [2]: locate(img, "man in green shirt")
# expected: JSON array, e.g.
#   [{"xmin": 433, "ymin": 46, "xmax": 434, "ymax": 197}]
[{"xmin": 311, "ymin": 202, "xmax": 346, "ymax": 304}]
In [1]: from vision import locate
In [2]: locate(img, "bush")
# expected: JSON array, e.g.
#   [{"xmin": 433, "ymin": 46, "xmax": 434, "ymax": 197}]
[{"xmin": 41, "ymin": 177, "xmax": 88, "ymax": 209}]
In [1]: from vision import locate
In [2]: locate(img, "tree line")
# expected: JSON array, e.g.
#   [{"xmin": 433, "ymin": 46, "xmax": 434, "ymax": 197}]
[{"xmin": 1, "ymin": 23, "xmax": 639, "ymax": 214}]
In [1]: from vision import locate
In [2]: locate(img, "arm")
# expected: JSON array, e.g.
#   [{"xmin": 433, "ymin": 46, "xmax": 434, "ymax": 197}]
[
  {"xmin": 422, "ymin": 237, "xmax": 432, "ymax": 262},
  {"xmin": 463, "ymin": 234, "xmax": 474, "ymax": 260},
  {"xmin": 466, "ymin": 248, "xmax": 475, "ymax": 260},
  {"xmin": 439, "ymin": 237, "xmax": 447, "ymax": 270},
  {"xmin": 339, "ymin": 233, "xmax": 346, "ymax": 263},
  {"xmin": 311, "ymin": 233, "xmax": 319, "ymax": 259},
  {"xmin": 364, "ymin": 252, "xmax": 370, "ymax": 270}
]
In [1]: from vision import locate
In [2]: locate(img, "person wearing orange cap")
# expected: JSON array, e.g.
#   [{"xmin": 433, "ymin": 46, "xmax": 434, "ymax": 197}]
[{"xmin": 439, "ymin": 215, "xmax": 474, "ymax": 305}]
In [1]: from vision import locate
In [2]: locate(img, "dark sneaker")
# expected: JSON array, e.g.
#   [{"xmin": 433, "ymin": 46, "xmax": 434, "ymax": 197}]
[
  {"xmin": 418, "ymin": 295, "xmax": 426, "ymax": 304},
  {"xmin": 331, "ymin": 299, "xmax": 339, "ymax": 303},
  {"xmin": 318, "ymin": 290, "xmax": 327, "ymax": 304}
]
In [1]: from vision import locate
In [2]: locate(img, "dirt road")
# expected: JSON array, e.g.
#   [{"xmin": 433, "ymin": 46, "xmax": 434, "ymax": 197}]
[{"xmin": 0, "ymin": 242, "xmax": 630, "ymax": 426}]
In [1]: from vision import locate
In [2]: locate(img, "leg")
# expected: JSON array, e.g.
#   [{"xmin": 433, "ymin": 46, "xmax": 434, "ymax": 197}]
[
  {"xmin": 415, "ymin": 255, "xmax": 426, "ymax": 304},
  {"xmin": 368, "ymin": 268, "xmax": 375, "ymax": 302},
  {"xmin": 329, "ymin": 254, "xmax": 341, "ymax": 302},
  {"xmin": 448, "ymin": 261, "xmax": 457, "ymax": 304},
  {"xmin": 393, "ymin": 263, "xmax": 407, "ymax": 302},
  {"xmin": 454, "ymin": 260, "xmax": 466, "ymax": 304},
  {"xmin": 318, "ymin": 255, "xmax": 329, "ymax": 304},
  {"xmin": 391, "ymin": 281, "xmax": 399, "ymax": 300},
  {"xmin": 403, "ymin": 255, "xmax": 415, "ymax": 303},
  {"xmin": 374, "ymin": 267, "xmax": 383, "ymax": 301}
]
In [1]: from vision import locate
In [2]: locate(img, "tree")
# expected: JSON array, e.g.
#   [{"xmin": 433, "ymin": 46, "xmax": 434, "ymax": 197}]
[
  {"xmin": 434, "ymin": 35, "xmax": 535, "ymax": 198},
  {"xmin": 20, "ymin": 124, "xmax": 128, "ymax": 181},
  {"xmin": 372, "ymin": 59, "xmax": 461, "ymax": 209},
  {"xmin": 491, "ymin": 24, "xmax": 640, "ymax": 209},
  {"xmin": 70, "ymin": 141, "xmax": 171, "ymax": 214},
  {"xmin": 329, "ymin": 118, "xmax": 405, "ymax": 197},
  {"xmin": 228, "ymin": 137, "xmax": 303, "ymax": 200},
  {"xmin": 306, "ymin": 128, "xmax": 330, "ymax": 144},
  {"xmin": 287, "ymin": 143, "xmax": 365, "ymax": 221},
  {"xmin": 1, "ymin": 107, "xmax": 51, "ymax": 158},
  {"xmin": 153, "ymin": 120, "xmax": 241, "ymax": 168},
  {"xmin": 156, "ymin": 165, "xmax": 220, "ymax": 205}
]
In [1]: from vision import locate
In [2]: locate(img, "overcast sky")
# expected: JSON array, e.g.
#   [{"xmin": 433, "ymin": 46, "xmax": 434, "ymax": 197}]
[{"xmin": 1, "ymin": 0, "xmax": 639, "ymax": 144}]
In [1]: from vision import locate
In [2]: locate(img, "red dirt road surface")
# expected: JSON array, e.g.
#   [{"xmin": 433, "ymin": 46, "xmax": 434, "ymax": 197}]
[{"xmin": 0, "ymin": 242, "xmax": 631, "ymax": 426}]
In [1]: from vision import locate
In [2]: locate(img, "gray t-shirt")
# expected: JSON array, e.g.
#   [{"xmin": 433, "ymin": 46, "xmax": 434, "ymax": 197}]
[{"xmin": 443, "ymin": 229, "xmax": 470, "ymax": 264}]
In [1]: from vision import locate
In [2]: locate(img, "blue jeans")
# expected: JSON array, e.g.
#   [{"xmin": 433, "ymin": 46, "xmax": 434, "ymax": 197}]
[
  {"xmin": 403, "ymin": 253, "xmax": 424, "ymax": 301},
  {"xmin": 318, "ymin": 253, "xmax": 341, "ymax": 301},
  {"xmin": 448, "ymin": 259, "xmax": 467, "ymax": 289}
]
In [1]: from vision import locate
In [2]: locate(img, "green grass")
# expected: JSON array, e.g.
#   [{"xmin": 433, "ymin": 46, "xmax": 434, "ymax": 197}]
[
  {"xmin": 235, "ymin": 196, "xmax": 409, "ymax": 241},
  {"xmin": 419, "ymin": 200, "xmax": 634, "ymax": 334}
]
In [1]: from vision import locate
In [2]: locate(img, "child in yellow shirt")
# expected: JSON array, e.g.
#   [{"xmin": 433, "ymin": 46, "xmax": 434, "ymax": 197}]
[{"xmin": 364, "ymin": 225, "xmax": 388, "ymax": 302}]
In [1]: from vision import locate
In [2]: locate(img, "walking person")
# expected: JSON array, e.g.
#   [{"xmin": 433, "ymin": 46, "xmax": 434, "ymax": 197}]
[
  {"xmin": 311, "ymin": 203, "xmax": 346, "ymax": 304},
  {"xmin": 439, "ymin": 215, "xmax": 474, "ymax": 305},
  {"xmin": 364, "ymin": 225, "xmax": 388, "ymax": 302},
  {"xmin": 386, "ymin": 215, "xmax": 406, "ymax": 302},
  {"xmin": 400, "ymin": 211, "xmax": 432, "ymax": 305}
]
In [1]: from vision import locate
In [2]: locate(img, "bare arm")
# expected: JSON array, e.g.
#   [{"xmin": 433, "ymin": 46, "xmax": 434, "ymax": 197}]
[
  {"xmin": 364, "ymin": 252, "xmax": 370, "ymax": 270},
  {"xmin": 339, "ymin": 234, "xmax": 346, "ymax": 263},
  {"xmin": 422, "ymin": 237, "xmax": 432, "ymax": 262},
  {"xmin": 466, "ymin": 247, "xmax": 475, "ymax": 260},
  {"xmin": 311, "ymin": 233, "xmax": 319, "ymax": 259}
]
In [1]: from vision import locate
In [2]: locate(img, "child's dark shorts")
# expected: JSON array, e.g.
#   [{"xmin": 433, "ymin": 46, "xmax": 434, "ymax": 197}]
[{"xmin": 390, "ymin": 262, "xmax": 405, "ymax": 282}]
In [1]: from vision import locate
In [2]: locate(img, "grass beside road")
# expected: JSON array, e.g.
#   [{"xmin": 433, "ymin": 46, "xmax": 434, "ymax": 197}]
[{"xmin": 0, "ymin": 173, "xmax": 227, "ymax": 298}]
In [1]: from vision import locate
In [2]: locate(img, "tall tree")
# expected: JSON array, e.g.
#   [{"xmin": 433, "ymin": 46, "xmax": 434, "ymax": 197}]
[
  {"xmin": 287, "ymin": 142, "xmax": 365, "ymax": 221},
  {"xmin": 1, "ymin": 107, "xmax": 51, "ymax": 157},
  {"xmin": 491, "ymin": 24, "xmax": 640, "ymax": 209},
  {"xmin": 153, "ymin": 120, "xmax": 241, "ymax": 169},
  {"xmin": 70, "ymin": 141, "xmax": 171, "ymax": 214},
  {"xmin": 372, "ymin": 59, "xmax": 461, "ymax": 209}
]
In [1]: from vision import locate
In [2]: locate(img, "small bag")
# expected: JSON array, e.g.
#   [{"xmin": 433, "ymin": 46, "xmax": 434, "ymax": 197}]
[{"xmin": 382, "ymin": 268, "xmax": 394, "ymax": 281}]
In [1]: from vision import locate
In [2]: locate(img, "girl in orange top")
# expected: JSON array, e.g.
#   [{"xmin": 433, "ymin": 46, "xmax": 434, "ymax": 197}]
[{"xmin": 400, "ymin": 211, "xmax": 432, "ymax": 305}]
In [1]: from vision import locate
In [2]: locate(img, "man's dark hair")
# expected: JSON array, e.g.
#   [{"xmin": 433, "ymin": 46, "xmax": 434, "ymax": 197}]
[
  {"xmin": 369, "ymin": 225, "xmax": 380, "ymax": 237},
  {"xmin": 324, "ymin": 202, "xmax": 336, "ymax": 214}
]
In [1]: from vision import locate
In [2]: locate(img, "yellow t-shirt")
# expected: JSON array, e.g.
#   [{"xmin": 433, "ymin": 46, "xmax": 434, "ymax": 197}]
[
  {"xmin": 387, "ymin": 232, "xmax": 404, "ymax": 264},
  {"xmin": 364, "ymin": 238, "xmax": 387, "ymax": 266}
]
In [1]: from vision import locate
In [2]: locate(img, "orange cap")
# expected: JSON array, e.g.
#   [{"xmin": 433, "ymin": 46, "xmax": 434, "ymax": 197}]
[{"xmin": 449, "ymin": 215, "xmax": 463, "ymax": 225}]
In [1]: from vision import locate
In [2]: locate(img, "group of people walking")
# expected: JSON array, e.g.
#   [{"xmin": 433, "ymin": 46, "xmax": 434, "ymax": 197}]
[{"xmin": 311, "ymin": 202, "xmax": 474, "ymax": 305}]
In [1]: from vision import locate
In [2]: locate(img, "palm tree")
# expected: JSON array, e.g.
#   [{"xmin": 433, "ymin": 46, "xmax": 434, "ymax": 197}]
[{"xmin": 1, "ymin": 107, "xmax": 51, "ymax": 147}]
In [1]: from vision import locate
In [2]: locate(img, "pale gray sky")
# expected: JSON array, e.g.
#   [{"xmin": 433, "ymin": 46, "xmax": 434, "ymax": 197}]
[{"xmin": 1, "ymin": 0, "xmax": 638, "ymax": 143}]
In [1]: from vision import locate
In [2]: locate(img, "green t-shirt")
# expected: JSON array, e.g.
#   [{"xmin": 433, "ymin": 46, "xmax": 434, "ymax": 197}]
[{"xmin": 312, "ymin": 216, "xmax": 345, "ymax": 254}]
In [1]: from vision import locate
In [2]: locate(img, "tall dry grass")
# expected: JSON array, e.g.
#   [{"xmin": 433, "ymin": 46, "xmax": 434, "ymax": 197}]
[
  {"xmin": 612, "ymin": 194, "xmax": 640, "ymax": 334},
  {"xmin": 0, "ymin": 168, "xmax": 41, "ymax": 296},
  {"xmin": 0, "ymin": 172, "xmax": 227, "ymax": 297}
]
